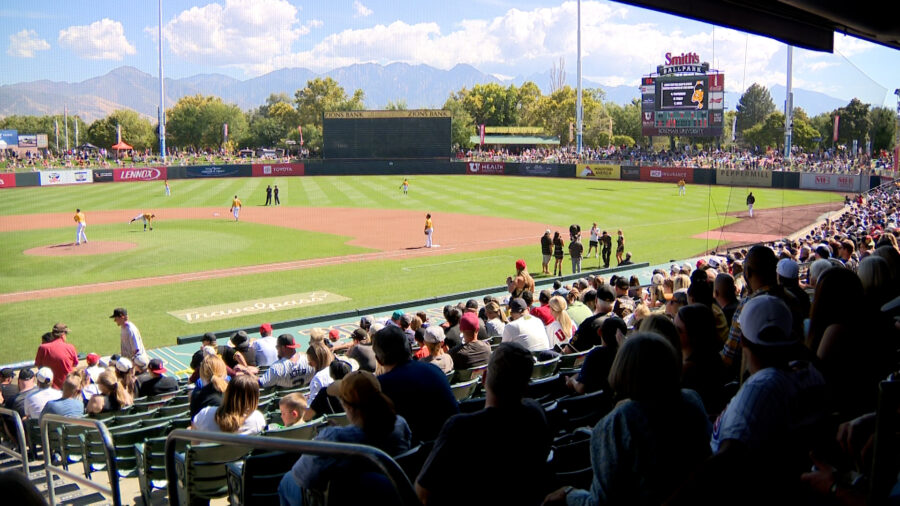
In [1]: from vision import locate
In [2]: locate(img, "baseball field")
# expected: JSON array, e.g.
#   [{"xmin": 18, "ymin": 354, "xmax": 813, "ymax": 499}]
[{"xmin": 0, "ymin": 175, "xmax": 843, "ymax": 364}]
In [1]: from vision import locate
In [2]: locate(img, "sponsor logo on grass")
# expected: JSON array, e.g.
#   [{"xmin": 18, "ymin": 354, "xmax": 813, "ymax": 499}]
[{"xmin": 168, "ymin": 291, "xmax": 350, "ymax": 324}]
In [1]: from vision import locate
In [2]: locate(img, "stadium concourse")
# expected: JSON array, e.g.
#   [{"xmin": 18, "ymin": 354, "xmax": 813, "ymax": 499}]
[{"xmin": 3, "ymin": 182, "xmax": 900, "ymax": 505}]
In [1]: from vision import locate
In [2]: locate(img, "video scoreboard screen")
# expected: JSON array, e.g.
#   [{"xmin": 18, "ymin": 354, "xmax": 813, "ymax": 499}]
[
  {"xmin": 323, "ymin": 110, "xmax": 451, "ymax": 159},
  {"xmin": 641, "ymin": 73, "xmax": 724, "ymax": 137}
]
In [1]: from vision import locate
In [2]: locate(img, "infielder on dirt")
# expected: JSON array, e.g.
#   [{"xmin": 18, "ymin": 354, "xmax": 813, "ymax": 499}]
[
  {"xmin": 130, "ymin": 212, "xmax": 156, "ymax": 231},
  {"xmin": 74, "ymin": 208, "xmax": 87, "ymax": 245},
  {"xmin": 231, "ymin": 195, "xmax": 242, "ymax": 222}
]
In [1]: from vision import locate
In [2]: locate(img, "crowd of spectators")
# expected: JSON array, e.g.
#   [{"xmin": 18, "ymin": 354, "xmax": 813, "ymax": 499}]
[
  {"xmin": 458, "ymin": 144, "xmax": 896, "ymax": 174},
  {"xmin": 3, "ymin": 182, "xmax": 900, "ymax": 504},
  {"xmin": 0, "ymin": 147, "xmax": 300, "ymax": 171}
]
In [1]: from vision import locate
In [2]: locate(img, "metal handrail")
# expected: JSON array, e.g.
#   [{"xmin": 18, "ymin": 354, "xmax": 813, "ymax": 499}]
[
  {"xmin": 164, "ymin": 429, "xmax": 419, "ymax": 506},
  {"xmin": 0, "ymin": 406, "xmax": 30, "ymax": 475},
  {"xmin": 40, "ymin": 414, "xmax": 122, "ymax": 506}
]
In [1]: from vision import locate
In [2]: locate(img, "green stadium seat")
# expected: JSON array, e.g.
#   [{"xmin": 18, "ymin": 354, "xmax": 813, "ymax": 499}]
[
  {"xmin": 453, "ymin": 365, "xmax": 487, "ymax": 383},
  {"xmin": 112, "ymin": 421, "xmax": 170, "ymax": 477},
  {"xmin": 173, "ymin": 443, "xmax": 252, "ymax": 506},
  {"xmin": 136, "ymin": 436, "xmax": 188, "ymax": 505},
  {"xmin": 449, "ymin": 379, "xmax": 479, "ymax": 402},
  {"xmin": 227, "ymin": 451, "xmax": 298, "ymax": 506},
  {"xmin": 531, "ymin": 357, "xmax": 561, "ymax": 380},
  {"xmin": 263, "ymin": 417, "xmax": 323, "ymax": 441},
  {"xmin": 557, "ymin": 347, "xmax": 595, "ymax": 375}
]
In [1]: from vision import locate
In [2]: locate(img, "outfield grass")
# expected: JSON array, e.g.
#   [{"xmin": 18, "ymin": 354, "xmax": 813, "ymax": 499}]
[{"xmin": 0, "ymin": 175, "xmax": 843, "ymax": 363}]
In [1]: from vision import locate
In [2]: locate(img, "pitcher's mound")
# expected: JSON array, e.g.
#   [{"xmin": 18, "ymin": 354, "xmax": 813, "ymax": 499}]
[{"xmin": 25, "ymin": 241, "xmax": 138, "ymax": 256}]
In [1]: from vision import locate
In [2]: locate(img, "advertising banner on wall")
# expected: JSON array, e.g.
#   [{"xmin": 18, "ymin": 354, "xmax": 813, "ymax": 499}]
[
  {"xmin": 0, "ymin": 130, "xmax": 17, "ymax": 146},
  {"xmin": 520, "ymin": 163, "xmax": 559, "ymax": 177},
  {"xmin": 113, "ymin": 167, "xmax": 167, "ymax": 182},
  {"xmin": 716, "ymin": 169, "xmax": 773, "ymax": 187},
  {"xmin": 251, "ymin": 163, "xmax": 305, "ymax": 177},
  {"xmin": 621, "ymin": 166, "xmax": 641, "ymax": 180},
  {"xmin": 39, "ymin": 170, "xmax": 94, "ymax": 186},
  {"xmin": 465, "ymin": 161, "xmax": 505, "ymax": 175},
  {"xmin": 18, "ymin": 134, "xmax": 38, "ymax": 148},
  {"xmin": 0, "ymin": 174, "xmax": 16, "ymax": 188},
  {"xmin": 640, "ymin": 166, "xmax": 694, "ymax": 183},
  {"xmin": 185, "ymin": 164, "xmax": 250, "ymax": 178},
  {"xmin": 92, "ymin": 169, "xmax": 114, "ymax": 182},
  {"xmin": 576, "ymin": 163, "xmax": 620, "ymax": 179},
  {"xmin": 799, "ymin": 173, "xmax": 865, "ymax": 192},
  {"xmin": 36, "ymin": 134, "xmax": 49, "ymax": 148}
]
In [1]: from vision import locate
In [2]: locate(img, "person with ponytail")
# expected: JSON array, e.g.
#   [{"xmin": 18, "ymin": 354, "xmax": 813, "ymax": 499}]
[
  {"xmin": 86, "ymin": 369, "xmax": 133, "ymax": 414},
  {"xmin": 191, "ymin": 374, "xmax": 265, "ymax": 434},
  {"xmin": 545, "ymin": 295, "xmax": 577, "ymax": 348},
  {"xmin": 278, "ymin": 371, "xmax": 411, "ymax": 506},
  {"xmin": 190, "ymin": 355, "xmax": 229, "ymax": 418}
]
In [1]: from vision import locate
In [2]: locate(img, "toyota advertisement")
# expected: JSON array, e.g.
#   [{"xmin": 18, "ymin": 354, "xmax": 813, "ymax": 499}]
[
  {"xmin": 113, "ymin": 167, "xmax": 168, "ymax": 182},
  {"xmin": 466, "ymin": 162, "xmax": 505, "ymax": 175},
  {"xmin": 251, "ymin": 163, "xmax": 305, "ymax": 177},
  {"xmin": 640, "ymin": 166, "xmax": 694, "ymax": 183}
]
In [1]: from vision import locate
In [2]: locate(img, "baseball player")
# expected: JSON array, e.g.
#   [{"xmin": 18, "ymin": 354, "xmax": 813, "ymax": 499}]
[
  {"xmin": 129, "ymin": 212, "xmax": 156, "ymax": 231},
  {"xmin": 424, "ymin": 213, "xmax": 433, "ymax": 248},
  {"xmin": 677, "ymin": 178, "xmax": 686, "ymax": 196},
  {"xmin": 164, "ymin": 180, "xmax": 170, "ymax": 196},
  {"xmin": 400, "ymin": 178, "xmax": 409, "ymax": 195},
  {"xmin": 747, "ymin": 192, "xmax": 756, "ymax": 218},
  {"xmin": 231, "ymin": 195, "xmax": 242, "ymax": 222},
  {"xmin": 74, "ymin": 208, "xmax": 87, "ymax": 245}
]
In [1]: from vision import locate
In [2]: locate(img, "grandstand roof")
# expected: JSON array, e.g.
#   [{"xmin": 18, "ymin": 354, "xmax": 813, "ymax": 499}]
[{"xmin": 468, "ymin": 135, "xmax": 560, "ymax": 146}]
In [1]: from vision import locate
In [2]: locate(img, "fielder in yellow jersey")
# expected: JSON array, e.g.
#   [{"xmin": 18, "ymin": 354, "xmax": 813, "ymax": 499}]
[
  {"xmin": 74, "ymin": 208, "xmax": 87, "ymax": 245},
  {"xmin": 129, "ymin": 212, "xmax": 156, "ymax": 231},
  {"xmin": 424, "ymin": 213, "xmax": 434, "ymax": 248},
  {"xmin": 231, "ymin": 195, "xmax": 242, "ymax": 221}
]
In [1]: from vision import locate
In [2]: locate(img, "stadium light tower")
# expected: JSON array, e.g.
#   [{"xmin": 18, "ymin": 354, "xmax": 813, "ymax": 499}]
[
  {"xmin": 158, "ymin": 0, "xmax": 167, "ymax": 163},
  {"xmin": 576, "ymin": 0, "xmax": 583, "ymax": 155},
  {"xmin": 784, "ymin": 45, "xmax": 793, "ymax": 161}
]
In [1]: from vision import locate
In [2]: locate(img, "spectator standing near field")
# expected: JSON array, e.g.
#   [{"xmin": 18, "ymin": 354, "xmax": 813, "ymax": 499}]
[
  {"xmin": 34, "ymin": 323, "xmax": 78, "ymax": 390},
  {"xmin": 587, "ymin": 223, "xmax": 599, "ymax": 259},
  {"xmin": 110, "ymin": 308, "xmax": 146, "ymax": 360},
  {"xmin": 552, "ymin": 232, "xmax": 565, "ymax": 277},
  {"xmin": 615, "ymin": 230, "xmax": 626, "ymax": 265},
  {"xmin": 600, "ymin": 230, "xmax": 613, "ymax": 268},
  {"xmin": 540, "ymin": 229, "xmax": 552, "ymax": 275},
  {"xmin": 569, "ymin": 233, "xmax": 584, "ymax": 274}
]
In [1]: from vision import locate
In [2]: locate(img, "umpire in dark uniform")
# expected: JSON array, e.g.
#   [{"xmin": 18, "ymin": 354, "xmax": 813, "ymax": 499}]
[
  {"xmin": 600, "ymin": 230, "xmax": 612, "ymax": 269},
  {"xmin": 265, "ymin": 185, "xmax": 273, "ymax": 206}
]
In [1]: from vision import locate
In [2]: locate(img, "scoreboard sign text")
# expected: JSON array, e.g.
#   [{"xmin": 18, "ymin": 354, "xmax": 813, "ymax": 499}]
[{"xmin": 466, "ymin": 162, "xmax": 504, "ymax": 175}]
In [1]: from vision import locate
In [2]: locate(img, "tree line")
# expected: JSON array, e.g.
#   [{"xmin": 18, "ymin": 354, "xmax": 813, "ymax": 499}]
[{"xmin": 0, "ymin": 78, "xmax": 894, "ymax": 155}]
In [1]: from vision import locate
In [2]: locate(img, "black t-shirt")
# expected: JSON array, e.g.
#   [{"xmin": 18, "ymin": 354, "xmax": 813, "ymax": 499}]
[
  {"xmin": 190, "ymin": 382, "xmax": 224, "ymax": 419},
  {"xmin": 541, "ymin": 234, "xmax": 552, "ymax": 255},
  {"xmin": 378, "ymin": 360, "xmax": 459, "ymax": 443},
  {"xmin": 570, "ymin": 312, "xmax": 609, "ymax": 351},
  {"xmin": 137, "ymin": 374, "xmax": 179, "ymax": 398},
  {"xmin": 309, "ymin": 389, "xmax": 344, "ymax": 418},
  {"xmin": 416, "ymin": 399, "xmax": 553, "ymax": 506},
  {"xmin": 575, "ymin": 346, "xmax": 617, "ymax": 393},
  {"xmin": 444, "ymin": 325, "xmax": 462, "ymax": 350},
  {"xmin": 1, "ymin": 383, "xmax": 19, "ymax": 407},
  {"xmin": 601, "ymin": 235, "xmax": 612, "ymax": 249}
]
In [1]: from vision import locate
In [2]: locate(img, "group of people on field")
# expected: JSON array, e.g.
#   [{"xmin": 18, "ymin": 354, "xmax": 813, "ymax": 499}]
[{"xmin": 540, "ymin": 225, "xmax": 630, "ymax": 276}]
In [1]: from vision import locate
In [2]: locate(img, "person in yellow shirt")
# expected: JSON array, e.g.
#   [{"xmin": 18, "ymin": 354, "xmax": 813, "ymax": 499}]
[
  {"xmin": 129, "ymin": 212, "xmax": 156, "ymax": 231},
  {"xmin": 677, "ymin": 178, "xmax": 686, "ymax": 196},
  {"xmin": 400, "ymin": 178, "xmax": 409, "ymax": 195},
  {"xmin": 73, "ymin": 208, "xmax": 87, "ymax": 245},
  {"xmin": 424, "ymin": 213, "xmax": 434, "ymax": 248},
  {"xmin": 230, "ymin": 195, "xmax": 242, "ymax": 222}
]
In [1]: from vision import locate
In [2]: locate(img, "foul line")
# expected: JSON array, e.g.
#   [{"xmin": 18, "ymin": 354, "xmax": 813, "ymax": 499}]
[{"xmin": 401, "ymin": 255, "xmax": 514, "ymax": 271}]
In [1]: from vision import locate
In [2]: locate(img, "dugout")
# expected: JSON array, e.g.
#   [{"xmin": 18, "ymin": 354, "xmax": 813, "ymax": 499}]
[{"xmin": 323, "ymin": 110, "xmax": 450, "ymax": 160}]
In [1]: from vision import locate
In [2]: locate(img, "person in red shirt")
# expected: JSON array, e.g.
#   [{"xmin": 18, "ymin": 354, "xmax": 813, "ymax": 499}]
[
  {"xmin": 530, "ymin": 289, "xmax": 557, "ymax": 326},
  {"xmin": 34, "ymin": 323, "xmax": 78, "ymax": 390}
]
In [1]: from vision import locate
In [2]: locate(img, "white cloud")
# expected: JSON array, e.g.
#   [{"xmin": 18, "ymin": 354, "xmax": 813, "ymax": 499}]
[
  {"xmin": 7, "ymin": 29, "xmax": 50, "ymax": 57},
  {"xmin": 58, "ymin": 18, "xmax": 135, "ymax": 60},
  {"xmin": 353, "ymin": 1, "xmax": 373, "ymax": 17},
  {"xmin": 162, "ymin": 0, "xmax": 305, "ymax": 71},
  {"xmin": 833, "ymin": 34, "xmax": 873, "ymax": 57},
  {"xmin": 805, "ymin": 61, "xmax": 838, "ymax": 72}
]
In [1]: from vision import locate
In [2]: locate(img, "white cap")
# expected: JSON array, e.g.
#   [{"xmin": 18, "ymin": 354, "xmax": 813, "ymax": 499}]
[
  {"xmin": 424, "ymin": 326, "xmax": 446, "ymax": 344},
  {"xmin": 776, "ymin": 258, "xmax": 800, "ymax": 279},
  {"xmin": 133, "ymin": 354, "xmax": 150, "ymax": 369},
  {"xmin": 36, "ymin": 367, "xmax": 53, "ymax": 384},
  {"xmin": 115, "ymin": 357, "xmax": 133, "ymax": 373},
  {"xmin": 738, "ymin": 295, "xmax": 794, "ymax": 347}
]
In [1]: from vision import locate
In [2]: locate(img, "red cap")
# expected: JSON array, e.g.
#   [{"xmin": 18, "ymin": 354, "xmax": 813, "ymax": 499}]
[
  {"xmin": 696, "ymin": 259, "xmax": 707, "ymax": 269},
  {"xmin": 260, "ymin": 323, "xmax": 273, "ymax": 334},
  {"xmin": 86, "ymin": 353, "xmax": 100, "ymax": 365},
  {"xmin": 329, "ymin": 329, "xmax": 340, "ymax": 340},
  {"xmin": 515, "ymin": 259, "xmax": 526, "ymax": 270},
  {"xmin": 459, "ymin": 312, "xmax": 480, "ymax": 333}
]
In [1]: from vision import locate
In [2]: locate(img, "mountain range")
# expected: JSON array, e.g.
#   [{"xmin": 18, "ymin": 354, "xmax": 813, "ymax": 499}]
[{"xmin": 0, "ymin": 63, "xmax": 848, "ymax": 123}]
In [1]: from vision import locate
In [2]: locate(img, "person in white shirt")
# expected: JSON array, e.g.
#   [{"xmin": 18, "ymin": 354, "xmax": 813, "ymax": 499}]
[
  {"xmin": 305, "ymin": 344, "xmax": 335, "ymax": 404},
  {"xmin": 258, "ymin": 335, "xmax": 315, "ymax": 389},
  {"xmin": 502, "ymin": 298, "xmax": 552, "ymax": 352},
  {"xmin": 24, "ymin": 368, "xmax": 62, "ymax": 420},
  {"xmin": 252, "ymin": 323, "xmax": 278, "ymax": 367},
  {"xmin": 110, "ymin": 307, "xmax": 145, "ymax": 360},
  {"xmin": 192, "ymin": 374, "xmax": 266, "ymax": 435},
  {"xmin": 545, "ymin": 296, "xmax": 577, "ymax": 349}
]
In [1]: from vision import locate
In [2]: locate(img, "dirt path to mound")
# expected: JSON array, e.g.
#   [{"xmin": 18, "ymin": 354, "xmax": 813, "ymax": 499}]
[
  {"xmin": 692, "ymin": 201, "xmax": 844, "ymax": 250},
  {"xmin": 0, "ymin": 207, "xmax": 547, "ymax": 304}
]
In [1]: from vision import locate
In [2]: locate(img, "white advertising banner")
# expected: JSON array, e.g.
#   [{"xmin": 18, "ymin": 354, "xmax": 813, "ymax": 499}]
[
  {"xmin": 39, "ymin": 169, "xmax": 94, "ymax": 186},
  {"xmin": 799, "ymin": 173, "xmax": 865, "ymax": 192}
]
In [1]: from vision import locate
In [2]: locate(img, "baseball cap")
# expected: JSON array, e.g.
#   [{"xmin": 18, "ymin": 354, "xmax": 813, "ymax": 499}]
[
  {"xmin": 329, "ymin": 329, "xmax": 340, "ymax": 340},
  {"xmin": 52, "ymin": 323, "xmax": 69, "ymax": 337},
  {"xmin": 359, "ymin": 316, "xmax": 374, "ymax": 328},
  {"xmin": 327, "ymin": 357, "xmax": 360, "ymax": 383},
  {"xmin": 508, "ymin": 298, "xmax": 528, "ymax": 313},
  {"xmin": 815, "ymin": 245, "xmax": 831, "ymax": 259},
  {"xmin": 424, "ymin": 326, "xmax": 446, "ymax": 344},
  {"xmin": 86, "ymin": 353, "xmax": 100, "ymax": 365},
  {"xmin": 459, "ymin": 312, "xmax": 480, "ymax": 332},
  {"xmin": 515, "ymin": 259, "xmax": 527, "ymax": 271},
  {"xmin": 109, "ymin": 308, "xmax": 127, "ymax": 318},
  {"xmin": 545, "ymin": 228, "xmax": 551, "ymax": 234},
  {"xmin": 202, "ymin": 332, "xmax": 218, "ymax": 343},
  {"xmin": 696, "ymin": 259, "xmax": 707, "ymax": 269},
  {"xmin": 277, "ymin": 334, "xmax": 299, "ymax": 349},
  {"xmin": 36, "ymin": 367, "xmax": 53, "ymax": 384},
  {"xmin": 148, "ymin": 358, "xmax": 167, "ymax": 374},
  {"xmin": 259, "ymin": 323, "xmax": 273, "ymax": 334},
  {"xmin": 596, "ymin": 284, "xmax": 616, "ymax": 302},
  {"xmin": 738, "ymin": 295, "xmax": 794, "ymax": 347},
  {"xmin": 133, "ymin": 354, "xmax": 150, "ymax": 369},
  {"xmin": 18, "ymin": 368, "xmax": 35, "ymax": 381},
  {"xmin": 202, "ymin": 345, "xmax": 218, "ymax": 357},
  {"xmin": 776, "ymin": 258, "xmax": 800, "ymax": 280},
  {"xmin": 0, "ymin": 368, "xmax": 14, "ymax": 380},
  {"xmin": 115, "ymin": 357, "xmax": 133, "ymax": 372},
  {"xmin": 391, "ymin": 310, "xmax": 405, "ymax": 321},
  {"xmin": 231, "ymin": 330, "xmax": 249, "ymax": 346},
  {"xmin": 351, "ymin": 328, "xmax": 369, "ymax": 342}
]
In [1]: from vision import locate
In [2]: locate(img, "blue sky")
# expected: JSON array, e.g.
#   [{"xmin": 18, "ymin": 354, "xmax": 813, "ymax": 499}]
[{"xmin": 2, "ymin": 0, "xmax": 899, "ymax": 108}]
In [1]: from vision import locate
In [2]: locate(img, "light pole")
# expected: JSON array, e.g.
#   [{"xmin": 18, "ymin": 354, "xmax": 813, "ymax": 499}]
[
  {"xmin": 576, "ymin": 0, "xmax": 583, "ymax": 156},
  {"xmin": 158, "ymin": 0, "xmax": 167, "ymax": 163},
  {"xmin": 894, "ymin": 88, "xmax": 899, "ymax": 175}
]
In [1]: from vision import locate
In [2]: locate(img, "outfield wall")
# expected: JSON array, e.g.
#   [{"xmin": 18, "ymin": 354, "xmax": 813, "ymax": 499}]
[{"xmin": 1, "ymin": 161, "xmax": 889, "ymax": 191}]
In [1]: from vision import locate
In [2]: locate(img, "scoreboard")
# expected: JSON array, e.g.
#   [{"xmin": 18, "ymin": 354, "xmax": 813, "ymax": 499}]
[
  {"xmin": 641, "ymin": 73, "xmax": 724, "ymax": 137},
  {"xmin": 323, "ymin": 110, "xmax": 451, "ymax": 159}
]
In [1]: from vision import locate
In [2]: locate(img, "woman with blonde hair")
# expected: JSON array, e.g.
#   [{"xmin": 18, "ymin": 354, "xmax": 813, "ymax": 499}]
[
  {"xmin": 192, "ymin": 374, "xmax": 265, "ymax": 434},
  {"xmin": 114, "ymin": 357, "xmax": 137, "ymax": 396},
  {"xmin": 545, "ymin": 295, "xmax": 577, "ymax": 348},
  {"xmin": 306, "ymin": 344, "xmax": 335, "ymax": 403},
  {"xmin": 483, "ymin": 300, "xmax": 508, "ymax": 337},
  {"xmin": 190, "ymin": 354, "xmax": 229, "ymax": 418},
  {"xmin": 507, "ymin": 259, "xmax": 536, "ymax": 298},
  {"xmin": 86, "ymin": 369, "xmax": 133, "ymax": 414},
  {"xmin": 673, "ymin": 274, "xmax": 692, "ymax": 292}
]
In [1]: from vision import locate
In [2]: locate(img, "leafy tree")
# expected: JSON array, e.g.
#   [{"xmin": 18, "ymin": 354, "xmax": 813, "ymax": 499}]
[
  {"xmin": 868, "ymin": 107, "xmax": 896, "ymax": 152},
  {"xmin": 460, "ymin": 83, "xmax": 520, "ymax": 126},
  {"xmin": 442, "ymin": 96, "xmax": 473, "ymax": 150},
  {"xmin": 742, "ymin": 111, "xmax": 784, "ymax": 148},
  {"xmin": 86, "ymin": 109, "xmax": 156, "ymax": 150},
  {"xmin": 244, "ymin": 116, "xmax": 285, "ymax": 148},
  {"xmin": 385, "ymin": 99, "xmax": 408, "ymax": 110},
  {"xmin": 810, "ymin": 112, "xmax": 834, "ymax": 144},
  {"xmin": 293, "ymin": 78, "xmax": 364, "ymax": 152},
  {"xmin": 607, "ymin": 99, "xmax": 643, "ymax": 145},
  {"xmin": 832, "ymin": 98, "xmax": 870, "ymax": 147},
  {"xmin": 166, "ymin": 94, "xmax": 247, "ymax": 150},
  {"xmin": 791, "ymin": 116, "xmax": 820, "ymax": 151},
  {"xmin": 735, "ymin": 83, "xmax": 775, "ymax": 136},
  {"xmin": 611, "ymin": 134, "xmax": 635, "ymax": 148}
]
